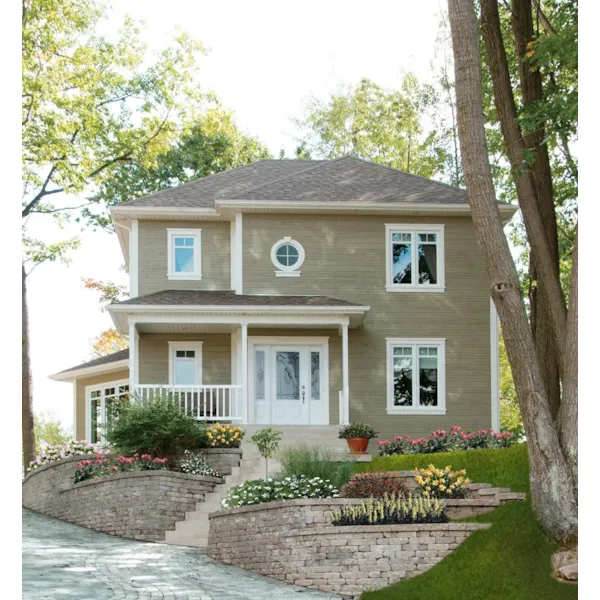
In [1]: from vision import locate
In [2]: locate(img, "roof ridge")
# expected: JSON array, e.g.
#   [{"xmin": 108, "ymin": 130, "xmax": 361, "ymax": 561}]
[{"xmin": 227, "ymin": 156, "xmax": 349, "ymax": 198}]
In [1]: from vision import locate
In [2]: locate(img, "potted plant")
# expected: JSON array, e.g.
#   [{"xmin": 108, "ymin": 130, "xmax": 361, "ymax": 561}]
[{"xmin": 338, "ymin": 423, "xmax": 378, "ymax": 454}]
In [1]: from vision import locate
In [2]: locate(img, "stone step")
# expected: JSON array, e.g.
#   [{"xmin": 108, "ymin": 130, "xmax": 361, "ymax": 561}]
[
  {"xmin": 477, "ymin": 487, "xmax": 511, "ymax": 496},
  {"xmin": 175, "ymin": 519, "xmax": 210, "ymax": 534},
  {"xmin": 467, "ymin": 483, "xmax": 493, "ymax": 490},
  {"xmin": 164, "ymin": 530, "xmax": 207, "ymax": 547},
  {"xmin": 498, "ymin": 492, "xmax": 526, "ymax": 502}
]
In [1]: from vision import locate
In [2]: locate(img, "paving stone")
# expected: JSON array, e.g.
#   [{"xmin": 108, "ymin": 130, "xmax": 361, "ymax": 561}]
[{"xmin": 22, "ymin": 509, "xmax": 340, "ymax": 600}]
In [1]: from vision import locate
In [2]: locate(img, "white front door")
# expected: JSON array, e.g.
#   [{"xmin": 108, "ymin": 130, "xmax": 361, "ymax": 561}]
[{"xmin": 250, "ymin": 340, "xmax": 328, "ymax": 425}]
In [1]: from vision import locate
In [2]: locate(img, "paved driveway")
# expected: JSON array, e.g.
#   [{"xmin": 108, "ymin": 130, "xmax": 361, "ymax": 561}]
[{"xmin": 22, "ymin": 509, "xmax": 342, "ymax": 600}]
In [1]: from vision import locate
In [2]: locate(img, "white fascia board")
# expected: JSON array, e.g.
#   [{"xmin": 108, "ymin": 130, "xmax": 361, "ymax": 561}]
[
  {"xmin": 108, "ymin": 304, "xmax": 370, "ymax": 315},
  {"xmin": 49, "ymin": 359, "xmax": 130, "ymax": 382},
  {"xmin": 216, "ymin": 199, "xmax": 519, "ymax": 217},
  {"xmin": 109, "ymin": 206, "xmax": 221, "ymax": 219}
]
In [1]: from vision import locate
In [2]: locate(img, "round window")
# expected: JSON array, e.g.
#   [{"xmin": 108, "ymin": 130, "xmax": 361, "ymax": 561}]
[
  {"xmin": 275, "ymin": 243, "xmax": 300, "ymax": 267},
  {"xmin": 271, "ymin": 237, "xmax": 305, "ymax": 275}
]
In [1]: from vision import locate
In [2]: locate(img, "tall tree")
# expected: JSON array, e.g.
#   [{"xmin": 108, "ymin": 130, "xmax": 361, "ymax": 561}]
[
  {"xmin": 295, "ymin": 76, "xmax": 445, "ymax": 179},
  {"xmin": 447, "ymin": 0, "xmax": 577, "ymax": 544},
  {"xmin": 22, "ymin": 0, "xmax": 208, "ymax": 468}
]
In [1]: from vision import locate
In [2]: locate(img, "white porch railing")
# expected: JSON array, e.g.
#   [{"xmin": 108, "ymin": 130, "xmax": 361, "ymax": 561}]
[{"xmin": 132, "ymin": 385, "xmax": 244, "ymax": 421}]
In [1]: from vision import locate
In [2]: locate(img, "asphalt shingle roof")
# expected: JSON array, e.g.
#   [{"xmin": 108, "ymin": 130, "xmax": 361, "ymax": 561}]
[
  {"xmin": 112, "ymin": 290, "xmax": 366, "ymax": 308},
  {"xmin": 123, "ymin": 156, "xmax": 476, "ymax": 208},
  {"xmin": 57, "ymin": 349, "xmax": 130, "ymax": 375}
]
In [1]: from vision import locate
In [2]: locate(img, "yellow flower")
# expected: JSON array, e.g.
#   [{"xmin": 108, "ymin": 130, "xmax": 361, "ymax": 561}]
[
  {"xmin": 439, "ymin": 484, "xmax": 446, "ymax": 491},
  {"xmin": 460, "ymin": 469, "xmax": 466, "ymax": 476},
  {"xmin": 446, "ymin": 488, "xmax": 452, "ymax": 494},
  {"xmin": 445, "ymin": 466, "xmax": 451, "ymax": 473},
  {"xmin": 207, "ymin": 433, "xmax": 212, "ymax": 439},
  {"xmin": 425, "ymin": 486, "xmax": 431, "ymax": 492},
  {"xmin": 449, "ymin": 484, "xmax": 455, "ymax": 490},
  {"xmin": 464, "ymin": 478, "xmax": 470, "ymax": 484}
]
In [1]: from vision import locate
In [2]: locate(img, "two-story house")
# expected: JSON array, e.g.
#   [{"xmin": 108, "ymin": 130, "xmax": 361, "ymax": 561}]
[{"xmin": 50, "ymin": 156, "xmax": 516, "ymax": 444}]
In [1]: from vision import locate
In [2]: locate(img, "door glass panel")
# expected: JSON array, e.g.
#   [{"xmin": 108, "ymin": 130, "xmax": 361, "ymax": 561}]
[
  {"xmin": 174, "ymin": 359, "xmax": 197, "ymax": 385},
  {"xmin": 276, "ymin": 351, "xmax": 300, "ymax": 400},
  {"xmin": 311, "ymin": 351, "xmax": 320, "ymax": 400},
  {"xmin": 90, "ymin": 398, "xmax": 101, "ymax": 444},
  {"xmin": 255, "ymin": 350, "xmax": 265, "ymax": 400}
]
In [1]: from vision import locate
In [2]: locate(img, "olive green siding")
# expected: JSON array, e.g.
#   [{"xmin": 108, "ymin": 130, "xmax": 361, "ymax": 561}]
[
  {"xmin": 138, "ymin": 333, "xmax": 231, "ymax": 386},
  {"xmin": 137, "ymin": 220, "xmax": 230, "ymax": 296},
  {"xmin": 242, "ymin": 213, "xmax": 492, "ymax": 440},
  {"xmin": 74, "ymin": 369, "xmax": 130, "ymax": 440}
]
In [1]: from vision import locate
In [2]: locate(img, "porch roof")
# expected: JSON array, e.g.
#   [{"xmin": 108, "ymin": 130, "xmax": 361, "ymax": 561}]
[
  {"xmin": 49, "ymin": 349, "xmax": 130, "ymax": 382},
  {"xmin": 108, "ymin": 290, "xmax": 370, "ymax": 333}
]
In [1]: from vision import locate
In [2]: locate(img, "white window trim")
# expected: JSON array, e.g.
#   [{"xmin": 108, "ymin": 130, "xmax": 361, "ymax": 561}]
[
  {"xmin": 270, "ymin": 236, "xmax": 305, "ymax": 277},
  {"xmin": 385, "ymin": 224, "xmax": 445, "ymax": 292},
  {"xmin": 85, "ymin": 378, "xmax": 130, "ymax": 443},
  {"xmin": 386, "ymin": 337, "xmax": 446, "ymax": 415},
  {"xmin": 167, "ymin": 228, "xmax": 202, "ymax": 280},
  {"xmin": 168, "ymin": 341, "xmax": 203, "ymax": 385}
]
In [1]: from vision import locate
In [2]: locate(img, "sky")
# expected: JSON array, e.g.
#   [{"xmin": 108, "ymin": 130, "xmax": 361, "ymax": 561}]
[{"xmin": 26, "ymin": 0, "xmax": 452, "ymax": 431}]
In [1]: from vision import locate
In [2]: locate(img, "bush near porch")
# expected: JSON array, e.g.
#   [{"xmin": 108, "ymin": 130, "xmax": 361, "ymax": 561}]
[{"xmin": 355, "ymin": 444, "xmax": 577, "ymax": 600}]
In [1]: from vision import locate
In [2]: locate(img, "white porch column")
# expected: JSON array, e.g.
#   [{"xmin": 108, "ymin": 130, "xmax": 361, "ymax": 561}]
[
  {"xmin": 342, "ymin": 322, "xmax": 350, "ymax": 425},
  {"xmin": 129, "ymin": 321, "xmax": 138, "ymax": 389},
  {"xmin": 241, "ymin": 322, "xmax": 249, "ymax": 423}
]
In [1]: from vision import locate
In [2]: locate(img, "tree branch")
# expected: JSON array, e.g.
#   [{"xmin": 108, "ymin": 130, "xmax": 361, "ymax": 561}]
[{"xmin": 531, "ymin": 0, "xmax": 557, "ymax": 36}]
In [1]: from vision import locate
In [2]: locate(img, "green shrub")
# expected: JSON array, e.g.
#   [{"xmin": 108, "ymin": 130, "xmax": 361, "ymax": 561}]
[
  {"xmin": 276, "ymin": 444, "xmax": 354, "ymax": 489},
  {"xmin": 222, "ymin": 475, "xmax": 339, "ymax": 509},
  {"xmin": 251, "ymin": 427, "xmax": 283, "ymax": 479},
  {"xmin": 332, "ymin": 494, "xmax": 447, "ymax": 526},
  {"xmin": 105, "ymin": 396, "xmax": 203, "ymax": 462}
]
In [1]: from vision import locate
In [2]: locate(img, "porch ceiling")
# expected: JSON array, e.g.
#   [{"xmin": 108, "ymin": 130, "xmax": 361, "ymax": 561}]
[{"xmin": 137, "ymin": 322, "xmax": 343, "ymax": 334}]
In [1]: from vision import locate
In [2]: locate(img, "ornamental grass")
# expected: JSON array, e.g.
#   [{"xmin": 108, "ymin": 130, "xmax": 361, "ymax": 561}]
[{"xmin": 331, "ymin": 493, "xmax": 448, "ymax": 526}]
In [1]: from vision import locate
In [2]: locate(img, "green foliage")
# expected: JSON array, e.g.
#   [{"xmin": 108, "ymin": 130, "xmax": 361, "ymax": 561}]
[
  {"xmin": 250, "ymin": 427, "xmax": 283, "ymax": 459},
  {"xmin": 499, "ymin": 334, "xmax": 525, "ymax": 440},
  {"xmin": 295, "ymin": 76, "xmax": 445, "ymax": 179},
  {"xmin": 276, "ymin": 445, "xmax": 354, "ymax": 489},
  {"xmin": 91, "ymin": 108, "xmax": 270, "ymax": 221},
  {"xmin": 332, "ymin": 494, "xmax": 447, "ymax": 526},
  {"xmin": 105, "ymin": 396, "xmax": 204, "ymax": 461},
  {"xmin": 338, "ymin": 422, "xmax": 378, "ymax": 439},
  {"xmin": 358, "ymin": 445, "xmax": 576, "ymax": 600},
  {"xmin": 221, "ymin": 475, "xmax": 339, "ymax": 509},
  {"xmin": 33, "ymin": 411, "xmax": 72, "ymax": 454}
]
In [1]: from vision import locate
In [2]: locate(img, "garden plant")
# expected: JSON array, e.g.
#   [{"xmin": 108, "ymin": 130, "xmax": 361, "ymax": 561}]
[
  {"xmin": 179, "ymin": 450, "xmax": 222, "ymax": 477},
  {"xmin": 71, "ymin": 453, "xmax": 168, "ymax": 483},
  {"xmin": 222, "ymin": 475, "xmax": 339, "ymax": 508},
  {"xmin": 249, "ymin": 427, "xmax": 282, "ymax": 479},
  {"xmin": 332, "ymin": 493, "xmax": 447, "ymax": 526},
  {"xmin": 413, "ymin": 465, "xmax": 470, "ymax": 499},
  {"xmin": 341, "ymin": 471, "xmax": 409, "ymax": 499},
  {"xmin": 206, "ymin": 423, "xmax": 245, "ymax": 448}
]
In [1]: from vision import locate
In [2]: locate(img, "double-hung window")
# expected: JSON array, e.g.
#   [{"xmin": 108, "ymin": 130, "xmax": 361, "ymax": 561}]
[
  {"xmin": 386, "ymin": 338, "xmax": 446, "ymax": 415},
  {"xmin": 385, "ymin": 224, "xmax": 445, "ymax": 291},
  {"xmin": 167, "ymin": 229, "xmax": 202, "ymax": 280}
]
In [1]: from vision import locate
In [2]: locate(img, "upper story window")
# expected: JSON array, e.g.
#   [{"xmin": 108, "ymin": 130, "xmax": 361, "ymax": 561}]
[
  {"xmin": 271, "ymin": 236, "xmax": 305, "ymax": 277},
  {"xmin": 385, "ymin": 224, "xmax": 445, "ymax": 292},
  {"xmin": 167, "ymin": 229, "xmax": 202, "ymax": 280},
  {"xmin": 386, "ymin": 338, "xmax": 446, "ymax": 415}
]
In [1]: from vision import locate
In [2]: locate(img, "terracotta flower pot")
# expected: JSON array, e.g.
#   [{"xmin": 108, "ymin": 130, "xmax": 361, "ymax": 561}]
[{"xmin": 346, "ymin": 437, "xmax": 369, "ymax": 454}]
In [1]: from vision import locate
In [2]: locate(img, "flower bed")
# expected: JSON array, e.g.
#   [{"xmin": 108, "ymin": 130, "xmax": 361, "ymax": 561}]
[
  {"xmin": 332, "ymin": 494, "xmax": 447, "ymax": 526},
  {"xmin": 377, "ymin": 426, "xmax": 513, "ymax": 456},
  {"xmin": 341, "ymin": 471, "xmax": 409, "ymax": 498},
  {"xmin": 221, "ymin": 475, "xmax": 339, "ymax": 508},
  {"xmin": 26, "ymin": 440, "xmax": 108, "ymax": 473},
  {"xmin": 206, "ymin": 423, "xmax": 244, "ymax": 448},
  {"xmin": 72, "ymin": 454, "xmax": 168, "ymax": 483},
  {"xmin": 414, "ymin": 464, "xmax": 470, "ymax": 498}
]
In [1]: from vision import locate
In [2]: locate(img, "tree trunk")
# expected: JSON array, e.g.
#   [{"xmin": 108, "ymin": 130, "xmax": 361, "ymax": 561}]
[
  {"xmin": 22, "ymin": 264, "xmax": 36, "ymax": 470},
  {"xmin": 480, "ymin": 0, "xmax": 568, "ymax": 371},
  {"xmin": 558, "ymin": 227, "xmax": 578, "ymax": 490},
  {"xmin": 511, "ymin": 0, "xmax": 562, "ymax": 419},
  {"xmin": 447, "ymin": 0, "xmax": 577, "ymax": 543}
]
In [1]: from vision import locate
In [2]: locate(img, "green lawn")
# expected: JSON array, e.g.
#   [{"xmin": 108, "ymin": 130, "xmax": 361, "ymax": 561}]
[{"xmin": 354, "ymin": 445, "xmax": 576, "ymax": 600}]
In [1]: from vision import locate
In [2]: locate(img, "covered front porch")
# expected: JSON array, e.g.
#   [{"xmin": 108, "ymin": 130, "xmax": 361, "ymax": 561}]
[{"xmin": 109, "ymin": 291, "xmax": 370, "ymax": 427}]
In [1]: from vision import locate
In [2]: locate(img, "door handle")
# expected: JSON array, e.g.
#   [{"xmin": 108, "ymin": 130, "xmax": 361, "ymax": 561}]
[{"xmin": 302, "ymin": 385, "xmax": 306, "ymax": 404}]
